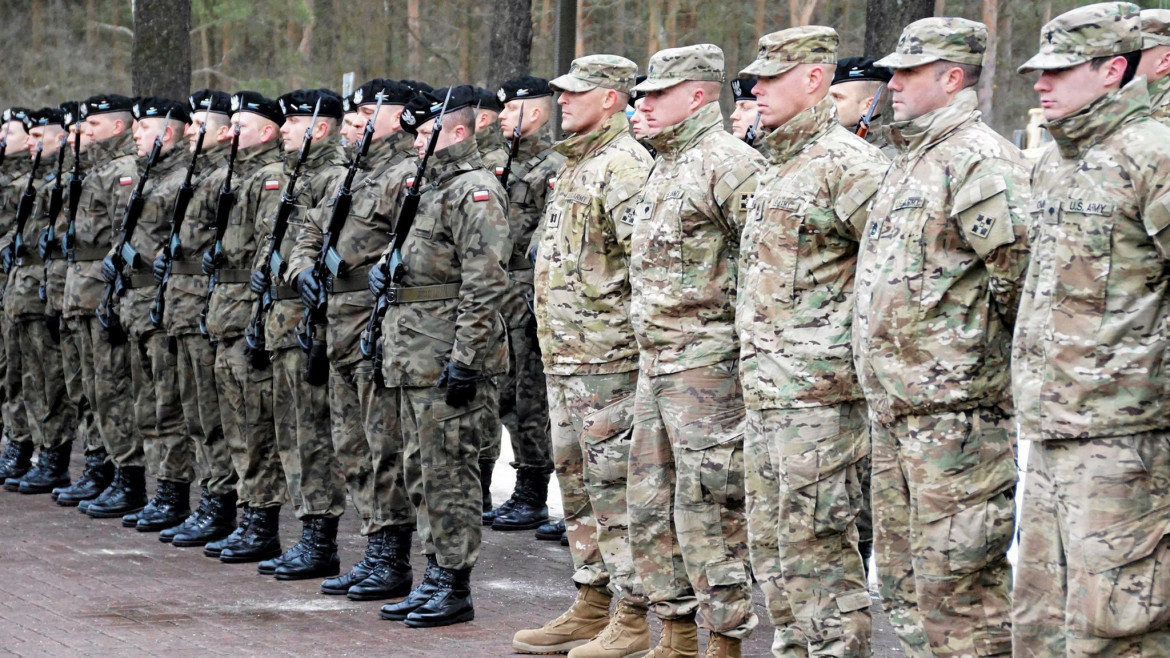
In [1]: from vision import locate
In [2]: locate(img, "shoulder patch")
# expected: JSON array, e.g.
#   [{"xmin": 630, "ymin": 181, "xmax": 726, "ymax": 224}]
[
  {"xmin": 548, "ymin": 177, "xmax": 557, "ymax": 189},
  {"xmin": 118, "ymin": 176, "xmax": 133, "ymax": 186},
  {"xmin": 264, "ymin": 180, "xmax": 280, "ymax": 191},
  {"xmin": 472, "ymin": 190, "xmax": 491, "ymax": 202},
  {"xmin": 620, "ymin": 206, "xmax": 636, "ymax": 225},
  {"xmin": 405, "ymin": 176, "xmax": 416, "ymax": 189}
]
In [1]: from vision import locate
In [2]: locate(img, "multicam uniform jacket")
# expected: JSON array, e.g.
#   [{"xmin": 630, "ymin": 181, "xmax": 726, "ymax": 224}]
[{"xmin": 1149, "ymin": 74, "xmax": 1170, "ymax": 125}]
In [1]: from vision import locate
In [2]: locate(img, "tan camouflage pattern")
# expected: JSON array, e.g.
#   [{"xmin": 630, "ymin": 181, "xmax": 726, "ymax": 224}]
[
  {"xmin": 534, "ymin": 112, "xmax": 651, "ymax": 377},
  {"xmin": 853, "ymin": 88, "xmax": 1031, "ymax": 425},
  {"xmin": 271, "ymin": 348, "xmax": 342, "ymax": 519},
  {"xmin": 871, "ymin": 407, "xmax": 1015, "ymax": 658},
  {"xmin": 629, "ymin": 102, "xmax": 763, "ymax": 376},
  {"xmin": 739, "ymin": 26, "xmax": 839, "ymax": 78},
  {"xmin": 627, "ymin": 361, "xmax": 756, "ymax": 638},
  {"xmin": 1142, "ymin": 8, "xmax": 1170, "ymax": 47},
  {"xmin": 1019, "ymin": 2, "xmax": 1141, "ymax": 72},
  {"xmin": 550, "ymin": 54, "xmax": 639, "ymax": 94},
  {"xmin": 634, "ymin": 44, "xmax": 725, "ymax": 92},
  {"xmin": 876, "ymin": 17, "xmax": 988, "ymax": 70},
  {"xmin": 737, "ymin": 96, "xmax": 886, "ymax": 412},
  {"xmin": 1149, "ymin": 75, "xmax": 1170, "ymax": 125}
]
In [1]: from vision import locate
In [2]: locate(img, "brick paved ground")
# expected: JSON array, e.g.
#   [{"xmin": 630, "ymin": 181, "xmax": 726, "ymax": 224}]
[{"xmin": 0, "ymin": 451, "xmax": 899, "ymax": 657}]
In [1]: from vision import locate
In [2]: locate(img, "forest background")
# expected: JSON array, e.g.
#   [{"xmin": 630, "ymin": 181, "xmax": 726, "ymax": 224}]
[{"xmin": 3, "ymin": 0, "xmax": 1170, "ymax": 138}]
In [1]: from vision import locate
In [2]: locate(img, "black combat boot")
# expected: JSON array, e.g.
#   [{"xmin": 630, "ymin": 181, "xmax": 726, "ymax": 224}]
[
  {"xmin": 136, "ymin": 480, "xmax": 192, "ymax": 532},
  {"xmin": 175, "ymin": 490, "xmax": 238, "ymax": 549},
  {"xmin": 18, "ymin": 441, "xmax": 73, "ymax": 494},
  {"xmin": 161, "ymin": 487, "xmax": 211, "ymax": 543},
  {"xmin": 321, "ymin": 529, "xmax": 384, "ymax": 595},
  {"xmin": 348, "ymin": 525, "xmax": 413, "ymax": 600},
  {"xmin": 380, "ymin": 554, "xmax": 440, "ymax": 621},
  {"xmin": 535, "ymin": 518, "xmax": 566, "ymax": 541},
  {"xmin": 260, "ymin": 519, "xmax": 312, "ymax": 576},
  {"xmin": 479, "ymin": 458, "xmax": 494, "ymax": 514},
  {"xmin": 0, "ymin": 439, "xmax": 33, "ymax": 483},
  {"xmin": 200, "ymin": 503, "xmax": 248, "ymax": 556},
  {"xmin": 275, "ymin": 517, "xmax": 341, "ymax": 581},
  {"xmin": 403, "ymin": 566, "xmax": 474, "ymax": 628},
  {"xmin": 86, "ymin": 466, "xmax": 147, "ymax": 518},
  {"xmin": 57, "ymin": 449, "xmax": 113, "ymax": 506},
  {"xmin": 860, "ymin": 540, "xmax": 873, "ymax": 580},
  {"xmin": 219, "ymin": 505, "xmax": 282, "ymax": 563},
  {"xmin": 492, "ymin": 468, "xmax": 550, "ymax": 531}
]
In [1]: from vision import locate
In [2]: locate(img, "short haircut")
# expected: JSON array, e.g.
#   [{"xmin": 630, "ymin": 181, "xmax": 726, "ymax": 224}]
[
  {"xmin": 1090, "ymin": 51, "xmax": 1142, "ymax": 88},
  {"xmin": 447, "ymin": 107, "xmax": 476, "ymax": 133},
  {"xmin": 935, "ymin": 60, "xmax": 982, "ymax": 90}
]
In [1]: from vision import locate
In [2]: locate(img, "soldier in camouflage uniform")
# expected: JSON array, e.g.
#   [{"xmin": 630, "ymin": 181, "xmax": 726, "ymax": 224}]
[
  {"xmin": 203, "ymin": 91, "xmax": 286, "ymax": 564},
  {"xmin": 155, "ymin": 90, "xmax": 239, "ymax": 547},
  {"xmin": 373, "ymin": 86, "xmax": 510, "ymax": 628},
  {"xmin": 61, "ymin": 95, "xmax": 145, "ymax": 519},
  {"xmin": 1139, "ymin": 9, "xmax": 1170, "ymax": 123},
  {"xmin": 480, "ymin": 76, "xmax": 565, "ymax": 532},
  {"xmin": 736, "ymin": 27, "xmax": 888, "ymax": 658},
  {"xmin": 853, "ymin": 18, "xmax": 1030, "ymax": 658},
  {"xmin": 512, "ymin": 55, "xmax": 654, "ymax": 658},
  {"xmin": 3, "ymin": 108, "xmax": 76, "ymax": 495},
  {"xmin": 101, "ymin": 98, "xmax": 194, "ymax": 533},
  {"xmin": 626, "ymin": 44, "xmax": 764, "ymax": 657},
  {"xmin": 249, "ymin": 88, "xmax": 348, "ymax": 582},
  {"xmin": 829, "ymin": 57, "xmax": 895, "ymax": 158},
  {"xmin": 289, "ymin": 79, "xmax": 425, "ymax": 598},
  {"xmin": 474, "ymin": 87, "xmax": 508, "ymax": 174},
  {"xmin": 1013, "ymin": 4, "xmax": 1170, "ymax": 655},
  {"xmin": 728, "ymin": 78, "xmax": 760, "ymax": 148},
  {"xmin": 0, "ymin": 108, "xmax": 35, "ymax": 486}
]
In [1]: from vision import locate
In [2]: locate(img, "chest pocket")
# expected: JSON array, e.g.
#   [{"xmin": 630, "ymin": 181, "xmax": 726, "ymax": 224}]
[
  {"xmin": 752, "ymin": 193, "xmax": 806, "ymax": 310},
  {"xmin": 1055, "ymin": 196, "xmax": 1117, "ymax": 317}
]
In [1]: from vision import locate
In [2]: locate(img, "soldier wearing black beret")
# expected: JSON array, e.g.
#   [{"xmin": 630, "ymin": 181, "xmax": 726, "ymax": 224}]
[
  {"xmin": 471, "ymin": 86, "xmax": 508, "ymax": 174},
  {"xmin": 729, "ymin": 77, "xmax": 761, "ymax": 145},
  {"xmin": 829, "ymin": 56, "xmax": 894, "ymax": 153}
]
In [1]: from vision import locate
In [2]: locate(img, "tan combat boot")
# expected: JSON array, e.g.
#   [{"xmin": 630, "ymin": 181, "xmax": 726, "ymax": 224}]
[
  {"xmin": 513, "ymin": 585, "xmax": 612, "ymax": 654},
  {"xmin": 704, "ymin": 633, "xmax": 741, "ymax": 658},
  {"xmin": 567, "ymin": 598, "xmax": 651, "ymax": 658},
  {"xmin": 645, "ymin": 617, "xmax": 699, "ymax": 658}
]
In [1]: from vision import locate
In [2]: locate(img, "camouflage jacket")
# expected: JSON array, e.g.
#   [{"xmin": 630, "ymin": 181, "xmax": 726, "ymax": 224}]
[
  {"xmin": 478, "ymin": 127, "xmax": 509, "ymax": 175},
  {"xmin": 44, "ymin": 147, "xmax": 86, "ymax": 317},
  {"xmin": 1014, "ymin": 81, "xmax": 1170, "ymax": 440},
  {"xmin": 1149, "ymin": 74, "xmax": 1170, "ymax": 126},
  {"xmin": 377, "ymin": 135, "xmax": 510, "ymax": 387},
  {"xmin": 853, "ymin": 89, "xmax": 1031, "ymax": 425},
  {"xmin": 534, "ymin": 113, "xmax": 651, "ymax": 376},
  {"xmin": 206, "ymin": 141, "xmax": 285, "ymax": 340},
  {"xmin": 257, "ymin": 137, "xmax": 347, "ymax": 352},
  {"xmin": 161, "ymin": 144, "xmax": 228, "ymax": 336},
  {"xmin": 737, "ymin": 97, "xmax": 887, "ymax": 411},
  {"xmin": 0, "ymin": 158, "xmax": 33, "ymax": 301},
  {"xmin": 630, "ymin": 102, "xmax": 764, "ymax": 375},
  {"xmin": 115, "ymin": 145, "xmax": 188, "ymax": 338},
  {"xmin": 4, "ymin": 168, "xmax": 51, "ymax": 320},
  {"xmin": 63, "ymin": 132, "xmax": 137, "ymax": 318},
  {"xmin": 289, "ymin": 131, "xmax": 415, "ymax": 364},
  {"xmin": 500, "ymin": 129, "xmax": 565, "ymax": 328}
]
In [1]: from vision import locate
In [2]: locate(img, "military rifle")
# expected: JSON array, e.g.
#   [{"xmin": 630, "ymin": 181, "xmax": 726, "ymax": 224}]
[
  {"xmin": 62, "ymin": 114, "xmax": 84, "ymax": 262},
  {"xmin": 37, "ymin": 133, "xmax": 69, "ymax": 302},
  {"xmin": 198, "ymin": 123, "xmax": 241, "ymax": 341},
  {"xmin": 5, "ymin": 140, "xmax": 45, "ymax": 274},
  {"xmin": 497, "ymin": 103, "xmax": 523, "ymax": 191},
  {"xmin": 244, "ymin": 99, "xmax": 321, "ymax": 368},
  {"xmin": 856, "ymin": 86, "xmax": 883, "ymax": 140},
  {"xmin": 293, "ymin": 93, "xmax": 383, "ymax": 385},
  {"xmin": 358, "ymin": 87, "xmax": 454, "ymax": 379},
  {"xmin": 96, "ymin": 108, "xmax": 172, "ymax": 344},
  {"xmin": 744, "ymin": 113, "xmax": 761, "ymax": 146},
  {"xmin": 149, "ymin": 119, "xmax": 208, "ymax": 329}
]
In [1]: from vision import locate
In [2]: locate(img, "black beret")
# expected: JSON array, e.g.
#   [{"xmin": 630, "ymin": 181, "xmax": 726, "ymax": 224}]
[
  {"xmin": 5, "ymin": 107, "xmax": 34, "ymax": 129},
  {"xmin": 23, "ymin": 107, "xmax": 66, "ymax": 132},
  {"xmin": 400, "ymin": 85, "xmax": 476, "ymax": 135},
  {"xmin": 342, "ymin": 92, "xmax": 356, "ymax": 114},
  {"xmin": 629, "ymin": 76, "xmax": 648, "ymax": 107},
  {"xmin": 189, "ymin": 89, "xmax": 231, "ymax": 116},
  {"xmin": 231, "ymin": 90, "xmax": 284, "ymax": 125},
  {"xmin": 59, "ymin": 101, "xmax": 80, "ymax": 126},
  {"xmin": 132, "ymin": 97, "xmax": 191, "ymax": 124},
  {"xmin": 497, "ymin": 76, "xmax": 553, "ymax": 105},
  {"xmin": 353, "ymin": 78, "xmax": 415, "ymax": 107},
  {"xmin": 278, "ymin": 89, "xmax": 344, "ymax": 120},
  {"xmin": 730, "ymin": 78, "xmax": 757, "ymax": 101},
  {"xmin": 400, "ymin": 79, "xmax": 434, "ymax": 95},
  {"xmin": 832, "ymin": 57, "xmax": 893, "ymax": 86},
  {"xmin": 473, "ymin": 87, "xmax": 504, "ymax": 113},
  {"xmin": 79, "ymin": 94, "xmax": 135, "ymax": 119}
]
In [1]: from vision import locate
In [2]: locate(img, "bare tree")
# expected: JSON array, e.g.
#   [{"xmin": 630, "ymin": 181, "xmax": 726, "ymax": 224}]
[
  {"xmin": 488, "ymin": 0, "xmax": 533, "ymax": 85},
  {"xmin": 864, "ymin": 0, "xmax": 934, "ymax": 58},
  {"xmin": 132, "ymin": 0, "xmax": 191, "ymax": 100},
  {"xmin": 977, "ymin": 0, "xmax": 999, "ymax": 118}
]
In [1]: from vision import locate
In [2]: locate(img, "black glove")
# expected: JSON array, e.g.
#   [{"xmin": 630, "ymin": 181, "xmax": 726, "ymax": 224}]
[
  {"xmin": 100, "ymin": 254, "xmax": 118, "ymax": 282},
  {"xmin": 528, "ymin": 243, "xmax": 538, "ymax": 266},
  {"xmin": 36, "ymin": 229, "xmax": 50, "ymax": 260},
  {"xmin": 249, "ymin": 269, "xmax": 268, "ymax": 294},
  {"xmin": 201, "ymin": 250, "xmax": 216, "ymax": 276},
  {"xmin": 0, "ymin": 245, "xmax": 12, "ymax": 272},
  {"xmin": 152, "ymin": 253, "xmax": 167, "ymax": 282},
  {"xmin": 297, "ymin": 270, "xmax": 321, "ymax": 308},
  {"xmin": 437, "ymin": 361, "xmax": 479, "ymax": 408},
  {"xmin": 368, "ymin": 261, "xmax": 388, "ymax": 297}
]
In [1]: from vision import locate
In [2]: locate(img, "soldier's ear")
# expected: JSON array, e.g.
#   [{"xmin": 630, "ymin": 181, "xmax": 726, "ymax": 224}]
[{"xmin": 1158, "ymin": 49, "xmax": 1170, "ymax": 77}]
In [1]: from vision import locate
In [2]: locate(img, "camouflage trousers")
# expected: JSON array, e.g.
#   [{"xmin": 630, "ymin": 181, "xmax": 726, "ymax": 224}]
[
  {"xmin": 1014, "ymin": 432, "xmax": 1170, "ymax": 658},
  {"xmin": 215, "ymin": 336, "xmax": 283, "ymax": 508},
  {"xmin": 15, "ymin": 316, "xmax": 74, "ymax": 450},
  {"xmin": 174, "ymin": 334, "xmax": 235, "ymax": 495},
  {"xmin": 70, "ymin": 316, "xmax": 137, "ymax": 467},
  {"xmin": 58, "ymin": 316, "xmax": 98, "ymax": 454},
  {"xmin": 132, "ymin": 330, "xmax": 193, "ymax": 483},
  {"xmin": 274, "ymin": 348, "xmax": 344, "ymax": 520},
  {"xmin": 547, "ymin": 370, "xmax": 645, "ymax": 604},
  {"xmin": 401, "ymin": 381, "xmax": 497, "ymax": 571},
  {"xmin": 2, "ymin": 312, "xmax": 30, "ymax": 448},
  {"xmin": 745, "ymin": 403, "xmax": 872, "ymax": 658},
  {"xmin": 871, "ymin": 405, "xmax": 1015, "ymax": 658},
  {"xmin": 627, "ymin": 360, "xmax": 757, "ymax": 639},
  {"xmin": 481, "ymin": 310, "xmax": 553, "ymax": 473},
  {"xmin": 330, "ymin": 359, "xmax": 412, "ymax": 534}
]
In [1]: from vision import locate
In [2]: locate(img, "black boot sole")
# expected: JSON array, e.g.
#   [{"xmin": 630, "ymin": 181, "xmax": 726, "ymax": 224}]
[
  {"xmin": 347, "ymin": 581, "xmax": 413, "ymax": 601},
  {"xmin": 403, "ymin": 608, "xmax": 475, "ymax": 628},
  {"xmin": 219, "ymin": 546, "xmax": 282, "ymax": 564},
  {"xmin": 492, "ymin": 518, "xmax": 549, "ymax": 531},
  {"xmin": 275, "ymin": 562, "xmax": 342, "ymax": 581},
  {"xmin": 19, "ymin": 479, "xmax": 71, "ymax": 495},
  {"xmin": 87, "ymin": 505, "xmax": 146, "ymax": 519},
  {"xmin": 121, "ymin": 515, "xmax": 139, "ymax": 528},
  {"xmin": 136, "ymin": 514, "xmax": 191, "ymax": 532},
  {"xmin": 379, "ymin": 603, "xmax": 422, "ymax": 621}
]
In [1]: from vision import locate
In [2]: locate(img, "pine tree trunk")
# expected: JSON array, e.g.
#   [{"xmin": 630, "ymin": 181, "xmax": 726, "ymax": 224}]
[
  {"xmin": 132, "ymin": 0, "xmax": 191, "ymax": 100},
  {"xmin": 864, "ymin": 0, "xmax": 934, "ymax": 59}
]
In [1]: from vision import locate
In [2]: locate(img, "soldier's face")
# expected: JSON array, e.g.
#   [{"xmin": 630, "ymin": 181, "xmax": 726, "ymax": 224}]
[
  {"xmin": 729, "ymin": 100, "xmax": 758, "ymax": 139},
  {"xmin": 281, "ymin": 115, "xmax": 313, "ymax": 152},
  {"xmin": 887, "ymin": 64, "xmax": 952, "ymax": 121},
  {"xmin": 1034, "ymin": 60, "xmax": 1117, "ymax": 121},
  {"xmin": 558, "ymin": 88, "xmax": 607, "ymax": 135},
  {"xmin": 186, "ymin": 112, "xmax": 214, "ymax": 153},
  {"xmin": 84, "ymin": 114, "xmax": 123, "ymax": 144},
  {"xmin": 1138, "ymin": 45, "xmax": 1170, "ymax": 82},
  {"xmin": 3, "ymin": 121, "xmax": 28, "ymax": 152},
  {"xmin": 356, "ymin": 104, "xmax": 400, "ymax": 141},
  {"xmin": 639, "ymin": 83, "xmax": 695, "ymax": 132},
  {"xmin": 630, "ymin": 101, "xmax": 651, "ymax": 140},
  {"xmin": 413, "ymin": 119, "xmax": 462, "ymax": 158},
  {"xmin": 829, "ymin": 81, "xmax": 875, "ymax": 128},
  {"xmin": 499, "ymin": 100, "xmax": 525, "ymax": 137},
  {"xmin": 68, "ymin": 122, "xmax": 89, "ymax": 152},
  {"xmin": 233, "ymin": 113, "xmax": 275, "ymax": 150},
  {"xmin": 133, "ymin": 118, "xmax": 167, "ymax": 158},
  {"xmin": 27, "ymin": 126, "xmax": 44, "ymax": 156},
  {"xmin": 34, "ymin": 126, "xmax": 63, "ymax": 159},
  {"xmin": 340, "ymin": 112, "xmax": 362, "ymax": 146}
]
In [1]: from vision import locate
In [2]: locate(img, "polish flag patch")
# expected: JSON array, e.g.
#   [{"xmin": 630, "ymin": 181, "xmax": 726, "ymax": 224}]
[
  {"xmin": 494, "ymin": 166, "xmax": 505, "ymax": 177},
  {"xmin": 264, "ymin": 180, "xmax": 280, "ymax": 190},
  {"xmin": 405, "ymin": 177, "xmax": 416, "ymax": 189},
  {"xmin": 547, "ymin": 177, "xmax": 557, "ymax": 189},
  {"xmin": 472, "ymin": 190, "xmax": 491, "ymax": 202},
  {"xmin": 118, "ymin": 176, "xmax": 133, "ymax": 186}
]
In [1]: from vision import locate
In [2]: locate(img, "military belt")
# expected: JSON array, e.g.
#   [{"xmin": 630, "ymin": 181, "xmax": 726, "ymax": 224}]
[
  {"xmin": 271, "ymin": 285, "xmax": 298, "ymax": 301},
  {"xmin": 70, "ymin": 246, "xmax": 108, "ymax": 262},
  {"xmin": 170, "ymin": 261, "xmax": 204, "ymax": 275},
  {"xmin": 384, "ymin": 282, "xmax": 461, "ymax": 305},
  {"xmin": 17, "ymin": 253, "xmax": 43, "ymax": 266},
  {"xmin": 216, "ymin": 268, "xmax": 251, "ymax": 284},
  {"xmin": 328, "ymin": 265, "xmax": 373, "ymax": 294},
  {"xmin": 125, "ymin": 273, "xmax": 156, "ymax": 290},
  {"xmin": 507, "ymin": 253, "xmax": 533, "ymax": 271}
]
